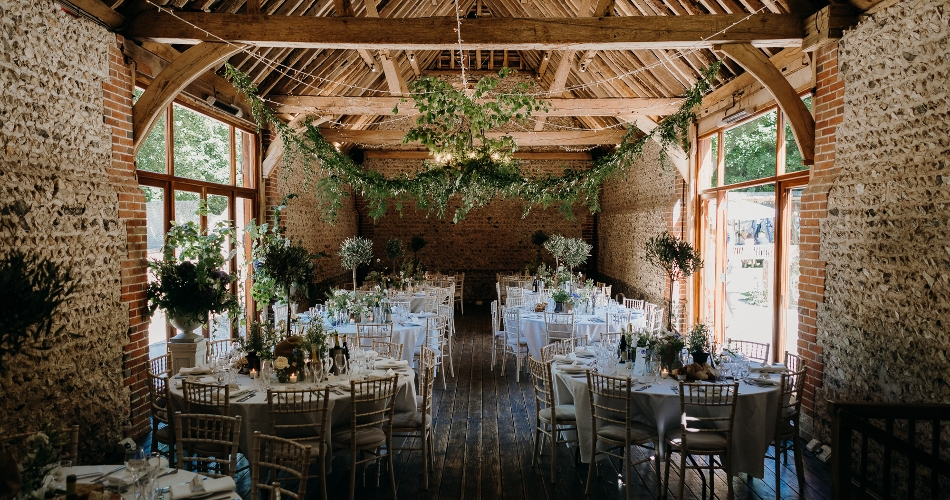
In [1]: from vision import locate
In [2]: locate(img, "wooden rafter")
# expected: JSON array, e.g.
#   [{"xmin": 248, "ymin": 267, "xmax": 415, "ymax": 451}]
[
  {"xmin": 124, "ymin": 12, "xmax": 805, "ymax": 50},
  {"xmin": 132, "ymin": 42, "xmax": 246, "ymax": 155},
  {"xmin": 319, "ymin": 128, "xmax": 626, "ymax": 146},
  {"xmin": 716, "ymin": 43, "xmax": 814, "ymax": 164},
  {"xmin": 61, "ymin": 0, "xmax": 125, "ymax": 28},
  {"xmin": 363, "ymin": 151, "xmax": 593, "ymax": 160}
]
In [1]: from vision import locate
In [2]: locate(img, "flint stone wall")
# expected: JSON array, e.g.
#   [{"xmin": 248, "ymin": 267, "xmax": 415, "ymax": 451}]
[{"xmin": 0, "ymin": 0, "xmax": 129, "ymax": 460}]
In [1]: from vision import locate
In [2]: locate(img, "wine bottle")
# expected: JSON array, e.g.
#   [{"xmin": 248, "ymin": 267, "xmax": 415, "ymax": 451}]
[
  {"xmin": 618, "ymin": 332, "xmax": 627, "ymax": 361},
  {"xmin": 65, "ymin": 475, "xmax": 78, "ymax": 500},
  {"xmin": 342, "ymin": 341, "xmax": 350, "ymax": 361}
]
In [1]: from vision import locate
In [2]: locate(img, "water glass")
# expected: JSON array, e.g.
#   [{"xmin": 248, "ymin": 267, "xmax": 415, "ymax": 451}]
[{"xmin": 124, "ymin": 447, "xmax": 148, "ymax": 500}]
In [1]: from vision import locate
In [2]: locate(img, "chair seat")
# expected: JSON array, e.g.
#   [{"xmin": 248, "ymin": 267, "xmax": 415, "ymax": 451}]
[
  {"xmin": 539, "ymin": 405, "xmax": 577, "ymax": 423},
  {"xmin": 154, "ymin": 425, "xmax": 173, "ymax": 444},
  {"xmin": 667, "ymin": 430, "xmax": 728, "ymax": 453},
  {"xmin": 392, "ymin": 411, "xmax": 432, "ymax": 430},
  {"xmin": 415, "ymin": 395, "xmax": 424, "ymax": 408},
  {"xmin": 506, "ymin": 337, "xmax": 528, "ymax": 346},
  {"xmin": 494, "ymin": 330, "xmax": 507, "ymax": 338},
  {"xmin": 598, "ymin": 423, "xmax": 655, "ymax": 444},
  {"xmin": 776, "ymin": 419, "xmax": 797, "ymax": 437},
  {"xmin": 332, "ymin": 427, "xmax": 387, "ymax": 448}
]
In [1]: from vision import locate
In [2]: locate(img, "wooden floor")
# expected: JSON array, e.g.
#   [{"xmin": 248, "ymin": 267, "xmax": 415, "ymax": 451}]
[{"xmin": 150, "ymin": 304, "xmax": 834, "ymax": 499}]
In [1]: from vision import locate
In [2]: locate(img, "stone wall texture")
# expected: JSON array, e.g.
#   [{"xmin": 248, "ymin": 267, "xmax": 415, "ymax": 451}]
[
  {"xmin": 358, "ymin": 158, "xmax": 594, "ymax": 302},
  {"xmin": 806, "ymin": 0, "xmax": 950, "ymax": 491},
  {"xmin": 596, "ymin": 141, "xmax": 681, "ymax": 318},
  {"xmin": 0, "ymin": 0, "xmax": 133, "ymax": 460}
]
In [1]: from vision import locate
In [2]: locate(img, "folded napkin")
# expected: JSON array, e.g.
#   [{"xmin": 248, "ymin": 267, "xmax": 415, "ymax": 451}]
[
  {"xmin": 171, "ymin": 476, "xmax": 236, "ymax": 499},
  {"xmin": 749, "ymin": 376, "xmax": 781, "ymax": 386},
  {"xmin": 174, "ymin": 376, "xmax": 214, "ymax": 390},
  {"xmin": 557, "ymin": 364, "xmax": 591, "ymax": 374},
  {"xmin": 750, "ymin": 363, "xmax": 787, "ymax": 373},
  {"xmin": 179, "ymin": 365, "xmax": 212, "ymax": 375},
  {"xmin": 376, "ymin": 359, "xmax": 410, "ymax": 369},
  {"xmin": 552, "ymin": 354, "xmax": 574, "ymax": 363},
  {"xmin": 574, "ymin": 347, "xmax": 595, "ymax": 357}
]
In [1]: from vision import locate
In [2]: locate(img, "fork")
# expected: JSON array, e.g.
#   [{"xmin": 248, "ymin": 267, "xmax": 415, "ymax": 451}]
[{"xmin": 236, "ymin": 391, "xmax": 256, "ymax": 402}]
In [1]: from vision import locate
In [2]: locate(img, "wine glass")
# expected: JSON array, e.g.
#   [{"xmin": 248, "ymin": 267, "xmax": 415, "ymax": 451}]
[{"xmin": 124, "ymin": 446, "xmax": 148, "ymax": 499}]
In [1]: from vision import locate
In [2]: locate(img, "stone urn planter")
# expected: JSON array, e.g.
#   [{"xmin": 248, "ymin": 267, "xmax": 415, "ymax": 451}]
[{"xmin": 169, "ymin": 314, "xmax": 204, "ymax": 342}]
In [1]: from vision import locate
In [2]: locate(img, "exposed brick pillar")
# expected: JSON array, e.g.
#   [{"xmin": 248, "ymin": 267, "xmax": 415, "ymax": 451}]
[
  {"xmin": 797, "ymin": 42, "xmax": 843, "ymax": 428},
  {"xmin": 106, "ymin": 35, "xmax": 151, "ymax": 438}
]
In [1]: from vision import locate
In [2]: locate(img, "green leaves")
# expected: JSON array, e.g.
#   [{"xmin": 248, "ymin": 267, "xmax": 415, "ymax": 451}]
[{"xmin": 225, "ymin": 62, "xmax": 721, "ymax": 224}]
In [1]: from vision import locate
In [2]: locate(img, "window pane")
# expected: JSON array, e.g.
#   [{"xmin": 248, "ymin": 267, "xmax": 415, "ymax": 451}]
[
  {"xmin": 142, "ymin": 185, "xmax": 169, "ymax": 346},
  {"xmin": 724, "ymin": 110, "xmax": 777, "ymax": 185},
  {"xmin": 135, "ymin": 89, "xmax": 167, "ymax": 174},
  {"xmin": 724, "ymin": 187, "xmax": 775, "ymax": 350},
  {"xmin": 172, "ymin": 104, "xmax": 231, "ymax": 184},
  {"xmin": 784, "ymin": 95, "xmax": 813, "ymax": 173},
  {"xmin": 783, "ymin": 187, "xmax": 803, "ymax": 355},
  {"xmin": 173, "ymin": 190, "xmax": 201, "ymax": 227},
  {"xmin": 700, "ymin": 135, "xmax": 719, "ymax": 188},
  {"xmin": 234, "ymin": 129, "xmax": 244, "ymax": 187}
]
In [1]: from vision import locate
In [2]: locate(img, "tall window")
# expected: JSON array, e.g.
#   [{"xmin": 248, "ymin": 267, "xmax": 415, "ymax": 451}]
[
  {"xmin": 697, "ymin": 96, "xmax": 811, "ymax": 360},
  {"xmin": 135, "ymin": 90, "xmax": 258, "ymax": 349}
]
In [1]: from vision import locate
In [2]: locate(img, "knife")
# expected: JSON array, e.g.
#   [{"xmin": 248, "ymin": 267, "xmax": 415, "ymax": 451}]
[
  {"xmin": 236, "ymin": 392, "xmax": 256, "ymax": 402},
  {"xmin": 91, "ymin": 465, "xmax": 125, "ymax": 483},
  {"xmin": 156, "ymin": 468, "xmax": 178, "ymax": 479}
]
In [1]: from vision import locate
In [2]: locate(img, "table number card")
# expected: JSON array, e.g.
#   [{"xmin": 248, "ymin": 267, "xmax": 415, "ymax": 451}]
[{"xmin": 633, "ymin": 348, "xmax": 649, "ymax": 376}]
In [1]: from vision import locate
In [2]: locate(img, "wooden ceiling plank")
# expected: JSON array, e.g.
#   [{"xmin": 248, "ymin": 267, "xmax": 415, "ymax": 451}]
[
  {"xmin": 124, "ymin": 12, "xmax": 806, "ymax": 50},
  {"xmin": 363, "ymin": 151, "xmax": 593, "ymax": 160},
  {"xmin": 320, "ymin": 128, "xmax": 626, "ymax": 145},
  {"xmin": 61, "ymin": 0, "xmax": 125, "ymax": 28}
]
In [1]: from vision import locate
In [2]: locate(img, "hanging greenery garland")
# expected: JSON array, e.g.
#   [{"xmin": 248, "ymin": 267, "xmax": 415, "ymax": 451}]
[{"xmin": 225, "ymin": 61, "xmax": 720, "ymax": 223}]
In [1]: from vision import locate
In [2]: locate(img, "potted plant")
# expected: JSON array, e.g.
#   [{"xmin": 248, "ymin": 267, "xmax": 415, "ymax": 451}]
[
  {"xmin": 645, "ymin": 230, "xmax": 704, "ymax": 331},
  {"xmin": 339, "ymin": 236, "xmax": 374, "ymax": 291},
  {"xmin": 550, "ymin": 288, "xmax": 570, "ymax": 313},
  {"xmin": 561, "ymin": 237, "xmax": 593, "ymax": 274},
  {"xmin": 687, "ymin": 321, "xmax": 711, "ymax": 364},
  {"xmin": 146, "ymin": 217, "xmax": 240, "ymax": 341},
  {"xmin": 239, "ymin": 320, "xmax": 278, "ymax": 372},
  {"xmin": 385, "ymin": 238, "xmax": 404, "ymax": 275},
  {"xmin": 0, "ymin": 251, "xmax": 77, "ymax": 373},
  {"xmin": 530, "ymin": 230, "xmax": 549, "ymax": 270},
  {"xmin": 656, "ymin": 331, "xmax": 685, "ymax": 373}
]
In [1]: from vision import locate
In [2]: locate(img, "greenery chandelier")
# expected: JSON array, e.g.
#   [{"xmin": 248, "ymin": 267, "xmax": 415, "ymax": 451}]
[{"xmin": 225, "ymin": 61, "xmax": 720, "ymax": 223}]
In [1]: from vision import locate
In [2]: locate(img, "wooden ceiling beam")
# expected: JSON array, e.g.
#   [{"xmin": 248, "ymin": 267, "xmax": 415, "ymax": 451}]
[
  {"xmin": 320, "ymin": 128, "xmax": 626, "ymax": 146},
  {"xmin": 60, "ymin": 0, "xmax": 125, "ymax": 29},
  {"xmin": 716, "ymin": 43, "xmax": 814, "ymax": 164},
  {"xmin": 266, "ymin": 95, "xmax": 683, "ymax": 115},
  {"xmin": 132, "ymin": 42, "xmax": 247, "ymax": 155},
  {"xmin": 363, "ymin": 151, "xmax": 593, "ymax": 160},
  {"xmin": 124, "ymin": 12, "xmax": 805, "ymax": 50}
]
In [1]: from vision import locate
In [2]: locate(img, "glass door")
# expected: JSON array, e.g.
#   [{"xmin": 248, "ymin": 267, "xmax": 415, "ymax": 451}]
[{"xmin": 777, "ymin": 184, "xmax": 805, "ymax": 357}]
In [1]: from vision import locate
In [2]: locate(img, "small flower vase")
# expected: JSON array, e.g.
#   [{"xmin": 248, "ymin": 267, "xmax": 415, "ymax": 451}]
[
  {"xmin": 276, "ymin": 369, "xmax": 290, "ymax": 383},
  {"xmin": 554, "ymin": 302, "xmax": 564, "ymax": 313},
  {"xmin": 245, "ymin": 352, "xmax": 261, "ymax": 373},
  {"xmin": 692, "ymin": 351, "xmax": 710, "ymax": 365}
]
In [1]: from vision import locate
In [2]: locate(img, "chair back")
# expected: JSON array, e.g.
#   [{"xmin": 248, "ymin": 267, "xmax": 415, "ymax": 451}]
[
  {"xmin": 678, "ymin": 382, "xmax": 739, "ymax": 452},
  {"xmin": 605, "ymin": 309, "xmax": 632, "ymax": 334},
  {"xmin": 587, "ymin": 372, "xmax": 633, "ymax": 436},
  {"xmin": 390, "ymin": 299, "xmax": 411, "ymax": 318},
  {"xmin": 147, "ymin": 370, "xmax": 172, "ymax": 429},
  {"xmin": 424, "ymin": 315, "xmax": 447, "ymax": 356},
  {"xmin": 437, "ymin": 303, "xmax": 455, "ymax": 335},
  {"xmin": 527, "ymin": 357, "xmax": 559, "ymax": 420},
  {"xmin": 776, "ymin": 366, "xmax": 807, "ymax": 438},
  {"xmin": 784, "ymin": 351, "xmax": 802, "ymax": 373},
  {"xmin": 490, "ymin": 300, "xmax": 501, "ymax": 334},
  {"xmin": 249, "ymin": 432, "xmax": 311, "ymax": 500},
  {"xmin": 418, "ymin": 346, "xmax": 438, "ymax": 416},
  {"xmin": 267, "ymin": 387, "xmax": 330, "ymax": 448},
  {"xmin": 505, "ymin": 295, "xmax": 525, "ymax": 308},
  {"xmin": 424, "ymin": 291, "xmax": 441, "ymax": 313},
  {"xmin": 599, "ymin": 332, "xmax": 622, "ymax": 348},
  {"xmin": 348, "ymin": 375, "xmax": 398, "ymax": 430},
  {"xmin": 730, "ymin": 339, "xmax": 770, "ymax": 363},
  {"xmin": 149, "ymin": 353, "xmax": 170, "ymax": 377},
  {"xmin": 182, "ymin": 380, "xmax": 230, "ymax": 414},
  {"xmin": 624, "ymin": 298, "xmax": 645, "ymax": 311},
  {"xmin": 541, "ymin": 336, "xmax": 588, "ymax": 361},
  {"xmin": 647, "ymin": 305, "xmax": 664, "ymax": 332},
  {"xmin": 372, "ymin": 340, "xmax": 403, "ymax": 360},
  {"xmin": 502, "ymin": 306, "xmax": 522, "ymax": 344},
  {"xmin": 174, "ymin": 412, "xmax": 242, "ymax": 478},
  {"xmin": 207, "ymin": 339, "xmax": 233, "ymax": 364},
  {"xmin": 356, "ymin": 323, "xmax": 393, "ymax": 349},
  {"xmin": 544, "ymin": 312, "xmax": 574, "ymax": 343}
]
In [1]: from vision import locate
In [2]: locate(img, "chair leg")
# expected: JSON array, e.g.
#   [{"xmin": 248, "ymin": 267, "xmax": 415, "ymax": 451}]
[
  {"xmin": 491, "ymin": 338, "xmax": 496, "ymax": 371},
  {"xmin": 532, "ymin": 422, "xmax": 541, "ymax": 466},
  {"xmin": 775, "ymin": 442, "xmax": 782, "ymax": 497},
  {"xmin": 624, "ymin": 442, "xmax": 632, "ymax": 500},
  {"xmin": 663, "ymin": 451, "xmax": 671, "ymax": 499},
  {"xmin": 422, "ymin": 427, "xmax": 429, "ymax": 489},
  {"xmin": 678, "ymin": 452, "xmax": 687, "ymax": 500},
  {"xmin": 725, "ymin": 453, "xmax": 734, "ymax": 500},
  {"xmin": 448, "ymin": 336, "xmax": 455, "ymax": 377},
  {"xmin": 550, "ymin": 426, "xmax": 557, "ymax": 483},
  {"xmin": 388, "ymin": 439, "xmax": 398, "ymax": 500},
  {"xmin": 585, "ymin": 437, "xmax": 597, "ymax": 494},
  {"xmin": 501, "ymin": 345, "xmax": 508, "ymax": 377},
  {"xmin": 515, "ymin": 350, "xmax": 521, "ymax": 383},
  {"xmin": 320, "ymin": 456, "xmax": 328, "ymax": 500},
  {"xmin": 349, "ymin": 448, "xmax": 358, "ymax": 500}
]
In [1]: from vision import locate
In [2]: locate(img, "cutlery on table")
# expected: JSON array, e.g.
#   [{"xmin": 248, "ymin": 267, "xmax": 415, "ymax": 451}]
[
  {"xmin": 91, "ymin": 465, "xmax": 125, "ymax": 483},
  {"xmin": 236, "ymin": 391, "xmax": 256, "ymax": 402},
  {"xmin": 635, "ymin": 385, "xmax": 652, "ymax": 391},
  {"xmin": 156, "ymin": 468, "xmax": 178, "ymax": 479}
]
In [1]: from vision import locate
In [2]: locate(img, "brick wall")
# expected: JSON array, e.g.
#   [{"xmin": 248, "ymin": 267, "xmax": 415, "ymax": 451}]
[
  {"xmin": 596, "ymin": 141, "xmax": 684, "ymax": 329},
  {"xmin": 0, "ymin": 0, "xmax": 132, "ymax": 460},
  {"xmin": 106, "ymin": 36, "xmax": 151, "ymax": 439},
  {"xmin": 357, "ymin": 158, "xmax": 593, "ymax": 303},
  {"xmin": 796, "ymin": 42, "xmax": 841, "ymax": 434}
]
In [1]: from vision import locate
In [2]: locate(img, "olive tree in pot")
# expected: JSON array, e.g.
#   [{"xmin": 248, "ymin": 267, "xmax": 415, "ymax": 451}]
[
  {"xmin": 339, "ymin": 236, "xmax": 374, "ymax": 291},
  {"xmin": 645, "ymin": 231, "xmax": 703, "ymax": 331}
]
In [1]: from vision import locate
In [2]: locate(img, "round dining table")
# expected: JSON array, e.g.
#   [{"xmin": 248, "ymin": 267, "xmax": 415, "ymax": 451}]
[
  {"xmin": 518, "ymin": 307, "xmax": 646, "ymax": 358},
  {"xmin": 63, "ymin": 464, "xmax": 239, "ymax": 500},
  {"xmin": 168, "ymin": 369, "xmax": 418, "ymax": 455},
  {"xmin": 298, "ymin": 312, "xmax": 431, "ymax": 363},
  {"xmin": 551, "ymin": 362, "xmax": 780, "ymax": 478}
]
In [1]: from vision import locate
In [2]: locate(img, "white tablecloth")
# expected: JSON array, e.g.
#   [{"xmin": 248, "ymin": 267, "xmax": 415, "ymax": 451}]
[
  {"xmin": 519, "ymin": 308, "xmax": 646, "ymax": 358},
  {"xmin": 169, "ymin": 372, "xmax": 418, "ymax": 455},
  {"xmin": 300, "ymin": 313, "xmax": 429, "ymax": 363},
  {"xmin": 552, "ymin": 366, "xmax": 779, "ymax": 478}
]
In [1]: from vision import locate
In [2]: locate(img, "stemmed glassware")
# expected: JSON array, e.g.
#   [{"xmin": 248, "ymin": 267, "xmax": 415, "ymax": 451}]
[{"xmin": 124, "ymin": 446, "xmax": 148, "ymax": 500}]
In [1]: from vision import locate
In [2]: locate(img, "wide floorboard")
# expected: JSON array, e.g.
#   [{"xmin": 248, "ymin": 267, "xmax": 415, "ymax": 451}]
[{"xmin": 149, "ymin": 304, "xmax": 833, "ymax": 499}]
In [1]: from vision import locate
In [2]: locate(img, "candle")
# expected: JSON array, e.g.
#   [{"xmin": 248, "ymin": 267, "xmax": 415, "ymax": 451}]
[
  {"xmin": 661, "ymin": 369, "xmax": 669, "ymax": 379},
  {"xmin": 289, "ymin": 373, "xmax": 297, "ymax": 383},
  {"xmin": 249, "ymin": 369, "xmax": 257, "ymax": 379}
]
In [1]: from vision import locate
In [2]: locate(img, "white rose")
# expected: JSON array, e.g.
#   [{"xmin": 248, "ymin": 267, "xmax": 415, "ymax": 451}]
[{"xmin": 274, "ymin": 356, "xmax": 289, "ymax": 370}]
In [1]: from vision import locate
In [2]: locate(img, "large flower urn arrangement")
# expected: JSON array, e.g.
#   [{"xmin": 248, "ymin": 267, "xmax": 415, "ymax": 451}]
[{"xmin": 146, "ymin": 216, "xmax": 240, "ymax": 341}]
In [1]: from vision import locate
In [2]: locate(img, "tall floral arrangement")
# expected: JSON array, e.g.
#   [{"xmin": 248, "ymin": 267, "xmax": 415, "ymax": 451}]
[
  {"xmin": 146, "ymin": 211, "xmax": 240, "ymax": 334},
  {"xmin": 339, "ymin": 236, "xmax": 374, "ymax": 291},
  {"xmin": 5, "ymin": 421, "xmax": 68, "ymax": 499},
  {"xmin": 543, "ymin": 235, "xmax": 591, "ymax": 273},
  {"xmin": 645, "ymin": 231, "xmax": 703, "ymax": 330}
]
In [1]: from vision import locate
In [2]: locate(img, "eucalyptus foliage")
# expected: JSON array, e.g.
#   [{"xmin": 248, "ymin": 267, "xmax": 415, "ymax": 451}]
[{"xmin": 225, "ymin": 62, "xmax": 721, "ymax": 223}]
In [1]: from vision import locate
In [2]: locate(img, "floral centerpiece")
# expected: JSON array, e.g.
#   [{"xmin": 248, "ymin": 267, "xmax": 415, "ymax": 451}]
[
  {"xmin": 656, "ymin": 330, "xmax": 686, "ymax": 372},
  {"xmin": 326, "ymin": 289, "xmax": 352, "ymax": 324},
  {"xmin": 239, "ymin": 320, "xmax": 279, "ymax": 371},
  {"xmin": 146, "ymin": 215, "xmax": 240, "ymax": 340},
  {"xmin": 339, "ymin": 237, "xmax": 374, "ymax": 291},
  {"xmin": 687, "ymin": 322, "xmax": 711, "ymax": 364},
  {"xmin": 550, "ymin": 288, "xmax": 572, "ymax": 312},
  {"xmin": 301, "ymin": 319, "xmax": 329, "ymax": 360},
  {"xmin": 4, "ymin": 421, "xmax": 68, "ymax": 499},
  {"xmin": 273, "ymin": 335, "xmax": 306, "ymax": 382}
]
